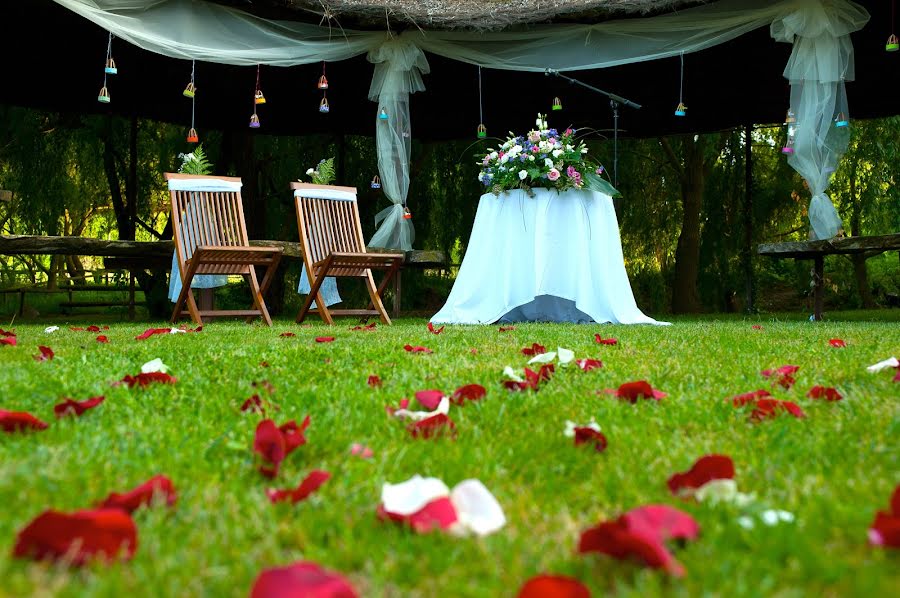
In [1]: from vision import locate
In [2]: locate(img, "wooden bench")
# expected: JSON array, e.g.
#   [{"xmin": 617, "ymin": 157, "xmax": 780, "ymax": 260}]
[{"xmin": 757, "ymin": 233, "xmax": 900, "ymax": 321}]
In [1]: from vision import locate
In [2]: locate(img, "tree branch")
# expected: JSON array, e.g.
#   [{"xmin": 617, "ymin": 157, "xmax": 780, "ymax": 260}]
[{"xmin": 658, "ymin": 137, "xmax": 685, "ymax": 182}]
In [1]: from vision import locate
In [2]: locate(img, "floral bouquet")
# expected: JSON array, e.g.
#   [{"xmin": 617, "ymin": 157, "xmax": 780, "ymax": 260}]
[
  {"xmin": 477, "ymin": 114, "xmax": 620, "ymax": 198},
  {"xmin": 304, "ymin": 157, "xmax": 336, "ymax": 186}
]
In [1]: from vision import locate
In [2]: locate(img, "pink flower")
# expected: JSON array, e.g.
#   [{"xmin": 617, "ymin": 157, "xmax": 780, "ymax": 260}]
[
  {"xmin": 531, "ymin": 146, "xmax": 540, "ymax": 153},
  {"xmin": 547, "ymin": 169, "xmax": 560, "ymax": 181},
  {"xmin": 567, "ymin": 166, "xmax": 577, "ymax": 177},
  {"xmin": 564, "ymin": 128, "xmax": 574, "ymax": 135}
]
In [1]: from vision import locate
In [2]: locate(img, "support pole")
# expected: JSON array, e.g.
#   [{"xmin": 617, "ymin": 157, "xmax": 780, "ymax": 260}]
[{"xmin": 743, "ymin": 123, "xmax": 755, "ymax": 313}]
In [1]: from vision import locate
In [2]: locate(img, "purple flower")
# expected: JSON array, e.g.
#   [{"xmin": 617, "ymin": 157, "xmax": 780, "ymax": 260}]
[{"xmin": 567, "ymin": 166, "xmax": 578, "ymax": 178}]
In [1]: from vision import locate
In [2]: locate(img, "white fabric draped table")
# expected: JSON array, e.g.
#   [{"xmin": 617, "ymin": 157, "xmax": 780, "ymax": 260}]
[{"xmin": 431, "ymin": 188, "xmax": 668, "ymax": 325}]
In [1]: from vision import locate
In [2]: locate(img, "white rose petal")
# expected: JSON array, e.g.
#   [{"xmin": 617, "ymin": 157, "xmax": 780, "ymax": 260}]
[
  {"xmin": 760, "ymin": 509, "xmax": 795, "ymax": 526},
  {"xmin": 381, "ymin": 475, "xmax": 450, "ymax": 516},
  {"xmin": 866, "ymin": 357, "xmax": 899, "ymax": 373},
  {"xmin": 503, "ymin": 366, "xmax": 524, "ymax": 382},
  {"xmin": 141, "ymin": 358, "xmax": 170, "ymax": 374},
  {"xmin": 552, "ymin": 149, "xmax": 563, "ymax": 158},
  {"xmin": 527, "ymin": 351, "xmax": 557, "ymax": 365},
  {"xmin": 450, "ymin": 479, "xmax": 506, "ymax": 537},
  {"xmin": 557, "ymin": 347, "xmax": 575, "ymax": 365},
  {"xmin": 169, "ymin": 328, "xmax": 186, "ymax": 334},
  {"xmin": 694, "ymin": 479, "xmax": 755, "ymax": 506},
  {"xmin": 392, "ymin": 396, "xmax": 450, "ymax": 422},
  {"xmin": 44, "ymin": 326, "xmax": 59, "ymax": 334},
  {"xmin": 564, "ymin": 418, "xmax": 601, "ymax": 437}
]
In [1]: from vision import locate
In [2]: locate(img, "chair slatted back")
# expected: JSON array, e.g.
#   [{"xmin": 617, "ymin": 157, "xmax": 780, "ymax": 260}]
[
  {"xmin": 291, "ymin": 183, "xmax": 367, "ymax": 277},
  {"xmin": 166, "ymin": 173, "xmax": 250, "ymax": 275}
]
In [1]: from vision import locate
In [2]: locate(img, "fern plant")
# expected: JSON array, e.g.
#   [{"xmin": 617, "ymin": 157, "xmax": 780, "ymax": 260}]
[
  {"xmin": 304, "ymin": 157, "xmax": 336, "ymax": 185},
  {"xmin": 178, "ymin": 144, "xmax": 213, "ymax": 176}
]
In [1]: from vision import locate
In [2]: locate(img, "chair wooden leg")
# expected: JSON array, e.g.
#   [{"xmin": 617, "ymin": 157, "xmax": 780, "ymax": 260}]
[
  {"xmin": 366, "ymin": 270, "xmax": 392, "ymax": 325},
  {"xmin": 296, "ymin": 261, "xmax": 334, "ymax": 325},
  {"xmin": 247, "ymin": 267, "xmax": 273, "ymax": 326},
  {"xmin": 171, "ymin": 260, "xmax": 202, "ymax": 325}
]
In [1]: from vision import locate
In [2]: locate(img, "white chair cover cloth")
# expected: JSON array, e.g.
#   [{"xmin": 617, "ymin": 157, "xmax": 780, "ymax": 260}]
[
  {"xmin": 431, "ymin": 189, "xmax": 667, "ymax": 325},
  {"xmin": 167, "ymin": 178, "xmax": 242, "ymax": 302}
]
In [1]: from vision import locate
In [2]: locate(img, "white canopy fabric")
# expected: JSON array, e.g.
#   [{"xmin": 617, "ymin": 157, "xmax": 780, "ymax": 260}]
[{"xmin": 55, "ymin": 0, "xmax": 869, "ymax": 243}]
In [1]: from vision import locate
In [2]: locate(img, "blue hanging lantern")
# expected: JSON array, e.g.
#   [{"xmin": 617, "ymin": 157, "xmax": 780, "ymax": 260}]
[
  {"xmin": 104, "ymin": 58, "xmax": 117, "ymax": 75},
  {"xmin": 834, "ymin": 112, "xmax": 849, "ymax": 128},
  {"xmin": 319, "ymin": 97, "xmax": 330, "ymax": 113},
  {"xmin": 674, "ymin": 102, "xmax": 687, "ymax": 117},
  {"xmin": 371, "ymin": 175, "xmax": 381, "ymax": 189},
  {"xmin": 378, "ymin": 107, "xmax": 389, "ymax": 120}
]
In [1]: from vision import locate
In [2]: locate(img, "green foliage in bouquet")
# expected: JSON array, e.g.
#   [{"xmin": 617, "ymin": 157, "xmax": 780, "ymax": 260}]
[
  {"xmin": 305, "ymin": 157, "xmax": 336, "ymax": 185},
  {"xmin": 177, "ymin": 144, "xmax": 213, "ymax": 176},
  {"xmin": 477, "ymin": 114, "xmax": 620, "ymax": 198}
]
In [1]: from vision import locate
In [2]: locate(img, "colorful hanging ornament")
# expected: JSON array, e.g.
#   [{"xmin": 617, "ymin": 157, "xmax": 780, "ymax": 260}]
[
  {"xmin": 104, "ymin": 33, "xmax": 117, "ymax": 75},
  {"xmin": 255, "ymin": 90, "xmax": 267, "ymax": 105},
  {"xmin": 889, "ymin": 1, "xmax": 899, "ymax": 51},
  {"xmin": 378, "ymin": 107, "xmax": 389, "ymax": 120},
  {"xmin": 834, "ymin": 112, "xmax": 849, "ymax": 128},
  {"xmin": 98, "ymin": 86, "xmax": 111, "ymax": 104},
  {"xmin": 552, "ymin": 96, "xmax": 562, "ymax": 111},
  {"xmin": 674, "ymin": 52, "xmax": 687, "ymax": 117},
  {"xmin": 476, "ymin": 66, "xmax": 487, "ymax": 139},
  {"xmin": 318, "ymin": 62, "xmax": 329, "ymax": 89},
  {"xmin": 250, "ymin": 64, "xmax": 263, "ymax": 129},
  {"xmin": 784, "ymin": 109, "xmax": 796, "ymax": 124},
  {"xmin": 403, "ymin": 206, "xmax": 412, "ymax": 220},
  {"xmin": 319, "ymin": 97, "xmax": 330, "ymax": 113},
  {"xmin": 185, "ymin": 60, "xmax": 199, "ymax": 143},
  {"xmin": 249, "ymin": 114, "xmax": 261, "ymax": 128},
  {"xmin": 370, "ymin": 175, "xmax": 381, "ymax": 189}
]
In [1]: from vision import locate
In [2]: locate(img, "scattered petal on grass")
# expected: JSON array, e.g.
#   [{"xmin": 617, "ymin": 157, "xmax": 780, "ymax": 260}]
[
  {"xmin": 573, "ymin": 427, "xmax": 608, "ymax": 453},
  {"xmin": 622, "ymin": 505, "xmax": 700, "ymax": 543},
  {"xmin": 404, "ymin": 344, "xmax": 433, "ymax": 354},
  {"xmin": 135, "ymin": 328, "xmax": 172, "ymax": 341},
  {"xmin": 575, "ymin": 358, "xmax": 603, "ymax": 371},
  {"xmin": 13, "ymin": 509, "xmax": 137, "ymax": 566},
  {"xmin": 527, "ymin": 351, "xmax": 557, "ymax": 365},
  {"xmin": 760, "ymin": 509, "xmax": 795, "ymax": 526},
  {"xmin": 503, "ymin": 367, "xmax": 542, "ymax": 392},
  {"xmin": 503, "ymin": 366, "xmax": 525, "ymax": 383},
  {"xmin": 33, "ymin": 345, "xmax": 54, "ymax": 362},
  {"xmin": 693, "ymin": 479, "xmax": 755, "ymax": 506},
  {"xmin": 350, "ymin": 443, "xmax": 374, "ymax": 459},
  {"xmin": 557, "ymin": 347, "xmax": 575, "ymax": 365},
  {"xmin": 119, "ymin": 372, "xmax": 177, "ymax": 388},
  {"xmin": 141, "ymin": 358, "xmax": 170, "ymax": 374},
  {"xmin": 594, "ymin": 335, "xmax": 618, "ymax": 345},
  {"xmin": 807, "ymin": 385, "xmax": 843, "ymax": 401},
  {"xmin": 761, "ymin": 365, "xmax": 799, "ymax": 389},
  {"xmin": 44, "ymin": 326, "xmax": 59, "ymax": 334},
  {"xmin": 241, "ymin": 395, "xmax": 265, "ymax": 414},
  {"xmin": 0, "ymin": 410, "xmax": 49, "ymax": 433},
  {"xmin": 378, "ymin": 496, "xmax": 459, "ymax": 533},
  {"xmin": 829, "ymin": 338, "xmax": 847, "ymax": 348},
  {"xmin": 449, "ymin": 479, "xmax": 507, "ymax": 536},
  {"xmin": 249, "ymin": 561, "xmax": 359, "ymax": 598},
  {"xmin": 54, "ymin": 396, "xmax": 105, "ymax": 418},
  {"xmin": 279, "ymin": 332, "xmax": 296, "ymax": 338},
  {"xmin": 450, "ymin": 384, "xmax": 486, "ymax": 405},
  {"xmin": 729, "ymin": 389, "xmax": 772, "ymax": 406},
  {"xmin": 498, "ymin": 326, "xmax": 516, "ymax": 332},
  {"xmin": 521, "ymin": 343, "xmax": 546, "ymax": 356},
  {"xmin": 390, "ymin": 396, "xmax": 449, "ymax": 422},
  {"xmin": 367, "ymin": 375, "xmax": 382, "ymax": 388},
  {"xmin": 267, "ymin": 470, "xmax": 331, "ymax": 504},
  {"xmin": 86, "ymin": 326, "xmax": 101, "ymax": 333},
  {"xmin": 350, "ymin": 323, "xmax": 377, "ymax": 331},
  {"xmin": 254, "ymin": 420, "xmax": 286, "ymax": 478},
  {"xmin": 0, "ymin": 336, "xmax": 17, "ymax": 346},
  {"xmin": 564, "ymin": 419, "xmax": 600, "ymax": 437},
  {"xmin": 603, "ymin": 381, "xmax": 667, "ymax": 402},
  {"xmin": 427, "ymin": 322, "xmax": 444, "ymax": 334},
  {"xmin": 751, "ymin": 325, "xmax": 762, "ymax": 330},
  {"xmin": 415, "ymin": 389, "xmax": 446, "ymax": 410},
  {"xmin": 866, "ymin": 357, "xmax": 899, "ymax": 373},
  {"xmin": 381, "ymin": 475, "xmax": 451, "ymax": 516},
  {"xmin": 97, "ymin": 475, "xmax": 177, "ymax": 513},
  {"xmin": 96, "ymin": 335, "xmax": 109, "ymax": 343},
  {"xmin": 868, "ymin": 484, "xmax": 900, "ymax": 548},
  {"xmin": 315, "ymin": 336, "xmax": 335, "ymax": 343},
  {"xmin": 259, "ymin": 361, "xmax": 270, "ymax": 368},
  {"xmin": 748, "ymin": 398, "xmax": 805, "ymax": 422},
  {"xmin": 667, "ymin": 455, "xmax": 735, "ymax": 496},
  {"xmin": 517, "ymin": 575, "xmax": 591, "ymax": 598},
  {"xmin": 408, "ymin": 413, "xmax": 456, "ymax": 439}
]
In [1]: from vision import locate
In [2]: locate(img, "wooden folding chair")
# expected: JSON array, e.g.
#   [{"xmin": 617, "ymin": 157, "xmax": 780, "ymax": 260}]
[
  {"xmin": 291, "ymin": 182, "xmax": 403, "ymax": 325},
  {"xmin": 166, "ymin": 173, "xmax": 283, "ymax": 326}
]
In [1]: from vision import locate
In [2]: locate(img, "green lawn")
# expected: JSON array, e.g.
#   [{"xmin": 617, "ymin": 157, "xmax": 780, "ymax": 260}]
[{"xmin": 1, "ymin": 316, "xmax": 898, "ymax": 597}]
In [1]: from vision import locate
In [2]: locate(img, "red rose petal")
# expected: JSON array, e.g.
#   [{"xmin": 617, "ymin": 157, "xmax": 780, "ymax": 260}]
[
  {"xmin": 267, "ymin": 470, "xmax": 331, "ymax": 504},
  {"xmin": 594, "ymin": 334, "xmax": 618, "ymax": 345},
  {"xmin": 13, "ymin": 509, "xmax": 137, "ymax": 566},
  {"xmin": 807, "ymin": 385, "xmax": 843, "ymax": 401},
  {"xmin": 498, "ymin": 326, "xmax": 516, "ymax": 332},
  {"xmin": 96, "ymin": 335, "xmax": 109, "ymax": 343},
  {"xmin": 86, "ymin": 325, "xmax": 101, "ymax": 333},
  {"xmin": 750, "ymin": 398, "xmax": 805, "ymax": 421},
  {"xmin": 729, "ymin": 389, "xmax": 772, "ymax": 407},
  {"xmin": 414, "ymin": 389, "xmax": 445, "ymax": 410},
  {"xmin": 250, "ymin": 561, "xmax": 359, "ymax": 598},
  {"xmin": 378, "ymin": 496, "xmax": 459, "ymax": 534},
  {"xmin": 281, "ymin": 416, "xmax": 312, "ymax": 455},
  {"xmin": 751, "ymin": 325, "xmax": 762, "ymax": 330},
  {"xmin": 350, "ymin": 323, "xmax": 377, "ymax": 331},
  {"xmin": 135, "ymin": 327, "xmax": 171, "ymax": 341},
  {"xmin": 0, "ymin": 328, "xmax": 16, "ymax": 337},
  {"xmin": 97, "ymin": 475, "xmax": 177, "ymax": 513},
  {"xmin": 578, "ymin": 519, "xmax": 684, "ymax": 576},
  {"xmin": 606, "ymin": 380, "xmax": 666, "ymax": 403},
  {"xmin": 667, "ymin": 454, "xmax": 735, "ymax": 495},
  {"xmin": 621, "ymin": 504, "xmax": 700, "ymax": 543},
  {"xmin": 408, "ymin": 413, "xmax": 456, "ymax": 439},
  {"xmin": 279, "ymin": 332, "xmax": 296, "ymax": 338},
  {"xmin": 404, "ymin": 344, "xmax": 432, "ymax": 354},
  {"xmin": 522, "ymin": 343, "xmax": 546, "ymax": 356},
  {"xmin": 427, "ymin": 322, "xmax": 444, "ymax": 334},
  {"xmin": 119, "ymin": 372, "xmax": 177, "ymax": 388},
  {"xmin": 573, "ymin": 427, "xmax": 608, "ymax": 453},
  {"xmin": 869, "ymin": 511, "xmax": 900, "ymax": 547},
  {"xmin": 450, "ymin": 384, "xmax": 486, "ymax": 405},
  {"xmin": 367, "ymin": 375, "xmax": 382, "ymax": 388},
  {"xmin": 575, "ymin": 358, "xmax": 603, "ymax": 372},
  {"xmin": 241, "ymin": 395, "xmax": 265, "ymax": 414},
  {"xmin": 829, "ymin": 338, "xmax": 847, "ymax": 348},
  {"xmin": 54, "ymin": 396, "xmax": 105, "ymax": 418},
  {"xmin": 315, "ymin": 336, "xmax": 335, "ymax": 343},
  {"xmin": 517, "ymin": 575, "xmax": 591, "ymax": 598},
  {"xmin": 254, "ymin": 419, "xmax": 286, "ymax": 478},
  {"xmin": 1, "ymin": 336, "xmax": 17, "ymax": 346},
  {"xmin": 0, "ymin": 410, "xmax": 49, "ymax": 433},
  {"xmin": 33, "ymin": 346, "xmax": 54, "ymax": 362}
]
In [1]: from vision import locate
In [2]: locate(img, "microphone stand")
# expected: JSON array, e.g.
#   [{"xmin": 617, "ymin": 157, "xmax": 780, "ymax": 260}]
[{"xmin": 545, "ymin": 68, "xmax": 640, "ymax": 189}]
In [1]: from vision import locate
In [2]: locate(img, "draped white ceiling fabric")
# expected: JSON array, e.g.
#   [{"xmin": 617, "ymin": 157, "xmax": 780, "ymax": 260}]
[{"xmin": 54, "ymin": 0, "xmax": 869, "ymax": 246}]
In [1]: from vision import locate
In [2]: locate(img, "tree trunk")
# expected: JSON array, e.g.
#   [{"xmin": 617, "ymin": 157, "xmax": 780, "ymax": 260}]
[
  {"xmin": 670, "ymin": 141, "xmax": 706, "ymax": 313},
  {"xmin": 102, "ymin": 135, "xmax": 133, "ymax": 241},
  {"xmin": 848, "ymin": 160, "xmax": 875, "ymax": 308}
]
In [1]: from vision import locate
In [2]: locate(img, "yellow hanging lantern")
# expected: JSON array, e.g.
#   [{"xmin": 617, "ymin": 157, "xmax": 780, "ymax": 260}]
[{"xmin": 255, "ymin": 90, "xmax": 266, "ymax": 105}]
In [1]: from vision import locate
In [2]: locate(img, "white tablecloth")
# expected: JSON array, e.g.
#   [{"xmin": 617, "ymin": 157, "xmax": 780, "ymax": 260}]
[{"xmin": 431, "ymin": 188, "xmax": 667, "ymax": 325}]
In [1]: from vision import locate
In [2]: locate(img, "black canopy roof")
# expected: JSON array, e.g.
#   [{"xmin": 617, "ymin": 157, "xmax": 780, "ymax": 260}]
[{"xmin": 2, "ymin": 0, "xmax": 897, "ymax": 140}]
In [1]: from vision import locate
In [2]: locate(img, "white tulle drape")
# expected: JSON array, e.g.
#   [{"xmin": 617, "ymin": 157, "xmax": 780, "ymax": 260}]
[
  {"xmin": 771, "ymin": 0, "xmax": 867, "ymax": 240},
  {"xmin": 55, "ymin": 0, "xmax": 869, "ymax": 245}
]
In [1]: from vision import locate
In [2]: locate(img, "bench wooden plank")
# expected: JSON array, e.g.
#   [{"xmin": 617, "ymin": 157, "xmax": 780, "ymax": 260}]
[{"xmin": 758, "ymin": 233, "xmax": 900, "ymax": 259}]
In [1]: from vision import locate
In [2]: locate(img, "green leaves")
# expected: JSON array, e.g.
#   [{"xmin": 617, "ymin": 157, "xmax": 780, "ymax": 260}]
[{"xmin": 178, "ymin": 144, "xmax": 213, "ymax": 176}]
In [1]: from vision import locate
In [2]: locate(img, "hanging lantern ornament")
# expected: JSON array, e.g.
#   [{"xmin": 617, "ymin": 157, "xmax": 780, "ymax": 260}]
[
  {"xmin": 371, "ymin": 175, "xmax": 381, "ymax": 189},
  {"xmin": 250, "ymin": 65, "xmax": 263, "ymax": 129},
  {"xmin": 888, "ymin": 1, "xmax": 899, "ymax": 51},
  {"xmin": 784, "ymin": 109, "xmax": 796, "ymax": 124},
  {"xmin": 319, "ymin": 97, "xmax": 330, "ymax": 113},
  {"xmin": 403, "ymin": 206, "xmax": 412, "ymax": 220},
  {"xmin": 186, "ymin": 60, "xmax": 199, "ymax": 143},
  {"xmin": 104, "ymin": 33, "xmax": 117, "ymax": 75},
  {"xmin": 834, "ymin": 112, "xmax": 849, "ymax": 128},
  {"xmin": 476, "ymin": 66, "xmax": 487, "ymax": 139},
  {"xmin": 378, "ymin": 107, "xmax": 389, "ymax": 120},
  {"xmin": 552, "ymin": 96, "xmax": 562, "ymax": 111},
  {"xmin": 255, "ymin": 90, "xmax": 267, "ymax": 105},
  {"xmin": 318, "ymin": 61, "xmax": 329, "ymax": 89},
  {"xmin": 674, "ymin": 52, "xmax": 687, "ymax": 117},
  {"xmin": 98, "ymin": 86, "xmax": 111, "ymax": 104},
  {"xmin": 250, "ymin": 113, "xmax": 261, "ymax": 129},
  {"xmin": 782, "ymin": 122, "xmax": 796, "ymax": 154}
]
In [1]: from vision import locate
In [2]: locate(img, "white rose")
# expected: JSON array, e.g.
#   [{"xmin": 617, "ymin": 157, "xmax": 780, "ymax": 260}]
[
  {"xmin": 528, "ymin": 155, "xmax": 535, "ymax": 162},
  {"xmin": 500, "ymin": 154, "xmax": 510, "ymax": 164},
  {"xmin": 544, "ymin": 158, "xmax": 554, "ymax": 168},
  {"xmin": 477, "ymin": 172, "xmax": 485, "ymax": 182},
  {"xmin": 512, "ymin": 145, "xmax": 523, "ymax": 154},
  {"xmin": 489, "ymin": 152, "xmax": 498, "ymax": 160},
  {"xmin": 518, "ymin": 170, "xmax": 528, "ymax": 180},
  {"xmin": 306, "ymin": 168, "xmax": 315, "ymax": 175},
  {"xmin": 552, "ymin": 149, "xmax": 563, "ymax": 158}
]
